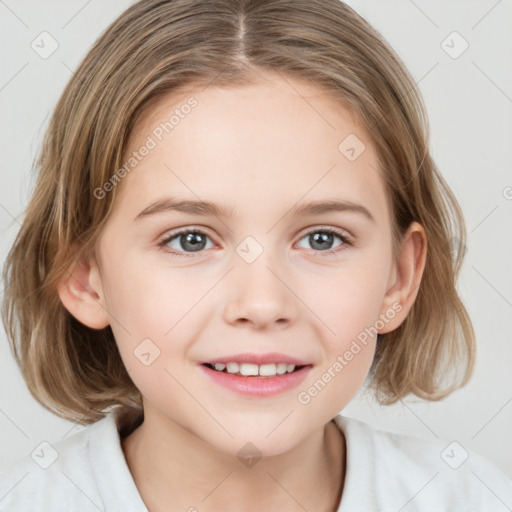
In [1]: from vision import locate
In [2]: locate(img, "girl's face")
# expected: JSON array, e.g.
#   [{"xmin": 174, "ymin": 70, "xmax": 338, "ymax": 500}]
[{"xmin": 91, "ymin": 74, "xmax": 402, "ymax": 456}]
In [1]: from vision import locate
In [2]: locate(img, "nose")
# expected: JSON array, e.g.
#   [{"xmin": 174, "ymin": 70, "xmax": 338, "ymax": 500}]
[{"xmin": 223, "ymin": 255, "xmax": 298, "ymax": 330}]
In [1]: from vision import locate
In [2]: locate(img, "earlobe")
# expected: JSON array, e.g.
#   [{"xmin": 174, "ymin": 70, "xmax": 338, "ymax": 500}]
[
  {"xmin": 57, "ymin": 257, "xmax": 110, "ymax": 330},
  {"xmin": 378, "ymin": 222, "xmax": 427, "ymax": 334}
]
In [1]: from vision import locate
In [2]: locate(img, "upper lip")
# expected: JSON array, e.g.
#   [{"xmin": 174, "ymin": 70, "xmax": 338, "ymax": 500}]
[{"xmin": 200, "ymin": 352, "xmax": 312, "ymax": 366}]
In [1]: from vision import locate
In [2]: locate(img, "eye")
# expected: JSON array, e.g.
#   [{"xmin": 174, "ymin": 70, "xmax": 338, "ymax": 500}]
[
  {"xmin": 158, "ymin": 228, "xmax": 214, "ymax": 257},
  {"xmin": 157, "ymin": 226, "xmax": 352, "ymax": 259},
  {"xmin": 296, "ymin": 227, "xmax": 351, "ymax": 255}
]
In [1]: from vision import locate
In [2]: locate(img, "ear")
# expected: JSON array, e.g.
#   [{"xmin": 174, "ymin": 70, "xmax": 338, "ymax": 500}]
[
  {"xmin": 57, "ymin": 254, "xmax": 110, "ymax": 330},
  {"xmin": 378, "ymin": 221, "xmax": 427, "ymax": 334}
]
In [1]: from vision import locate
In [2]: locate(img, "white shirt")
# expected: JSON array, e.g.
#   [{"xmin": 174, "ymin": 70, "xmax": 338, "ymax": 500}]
[{"xmin": 1, "ymin": 406, "xmax": 511, "ymax": 511}]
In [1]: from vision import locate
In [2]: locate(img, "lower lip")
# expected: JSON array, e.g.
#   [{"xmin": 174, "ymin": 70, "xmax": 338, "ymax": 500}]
[{"xmin": 199, "ymin": 364, "xmax": 312, "ymax": 397}]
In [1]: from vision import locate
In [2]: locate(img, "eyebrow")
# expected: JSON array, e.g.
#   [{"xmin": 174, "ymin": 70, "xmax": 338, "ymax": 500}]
[{"xmin": 134, "ymin": 197, "xmax": 375, "ymax": 223}]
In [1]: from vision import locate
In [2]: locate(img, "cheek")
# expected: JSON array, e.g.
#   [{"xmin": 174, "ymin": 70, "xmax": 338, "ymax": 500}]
[
  {"xmin": 102, "ymin": 253, "xmax": 224, "ymax": 378},
  {"xmin": 289, "ymin": 257, "xmax": 391, "ymax": 413},
  {"xmin": 307, "ymin": 257, "xmax": 391, "ymax": 343},
  {"xmin": 99, "ymin": 258, "xmax": 190, "ymax": 374},
  {"xmin": 103, "ymin": 254, "xmax": 199, "ymax": 335}
]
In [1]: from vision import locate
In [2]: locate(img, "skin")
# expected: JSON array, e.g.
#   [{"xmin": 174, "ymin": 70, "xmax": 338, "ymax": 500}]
[{"xmin": 58, "ymin": 72, "xmax": 426, "ymax": 511}]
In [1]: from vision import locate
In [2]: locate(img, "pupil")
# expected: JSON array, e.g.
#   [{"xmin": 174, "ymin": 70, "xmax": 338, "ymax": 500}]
[
  {"xmin": 310, "ymin": 232, "xmax": 333, "ymax": 251},
  {"xmin": 182, "ymin": 232, "xmax": 206, "ymax": 252}
]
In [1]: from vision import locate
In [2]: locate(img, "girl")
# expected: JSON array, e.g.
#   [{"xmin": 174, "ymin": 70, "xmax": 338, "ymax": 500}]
[{"xmin": 1, "ymin": 0, "xmax": 511, "ymax": 510}]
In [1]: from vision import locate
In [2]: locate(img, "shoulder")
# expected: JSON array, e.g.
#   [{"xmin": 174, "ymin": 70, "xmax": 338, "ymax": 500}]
[
  {"xmin": 334, "ymin": 414, "xmax": 512, "ymax": 512},
  {"xmin": 0, "ymin": 418, "xmax": 104, "ymax": 511},
  {"xmin": 0, "ymin": 407, "xmax": 146, "ymax": 512}
]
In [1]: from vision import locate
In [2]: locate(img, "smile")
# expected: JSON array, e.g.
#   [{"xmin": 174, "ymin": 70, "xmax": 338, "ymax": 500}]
[
  {"xmin": 199, "ymin": 363, "xmax": 313, "ymax": 397},
  {"xmin": 204, "ymin": 362, "xmax": 302, "ymax": 377}
]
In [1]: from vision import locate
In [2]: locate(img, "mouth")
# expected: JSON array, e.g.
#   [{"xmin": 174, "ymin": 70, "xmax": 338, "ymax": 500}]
[
  {"xmin": 202, "ymin": 362, "xmax": 309, "ymax": 378},
  {"xmin": 199, "ymin": 361, "xmax": 313, "ymax": 397},
  {"xmin": 198, "ymin": 352, "xmax": 313, "ymax": 396}
]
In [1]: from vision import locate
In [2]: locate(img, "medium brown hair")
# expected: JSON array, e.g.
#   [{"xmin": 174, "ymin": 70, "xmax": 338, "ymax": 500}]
[{"xmin": 2, "ymin": 0, "xmax": 475, "ymax": 423}]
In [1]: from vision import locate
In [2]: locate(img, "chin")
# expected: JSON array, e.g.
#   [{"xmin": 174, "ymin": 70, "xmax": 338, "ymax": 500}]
[{"xmin": 199, "ymin": 421, "xmax": 308, "ymax": 460}]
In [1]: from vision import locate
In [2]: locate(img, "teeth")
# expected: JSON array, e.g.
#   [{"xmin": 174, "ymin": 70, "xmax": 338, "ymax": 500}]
[
  {"xmin": 276, "ymin": 363, "xmax": 287, "ymax": 375},
  {"xmin": 226, "ymin": 362, "xmax": 239, "ymax": 374},
  {"xmin": 211, "ymin": 362, "xmax": 299, "ymax": 376},
  {"xmin": 259, "ymin": 364, "xmax": 277, "ymax": 376},
  {"xmin": 240, "ymin": 363, "xmax": 259, "ymax": 376}
]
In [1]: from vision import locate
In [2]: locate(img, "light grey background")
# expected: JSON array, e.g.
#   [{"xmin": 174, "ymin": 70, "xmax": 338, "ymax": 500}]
[{"xmin": 1, "ymin": 0, "xmax": 511, "ymax": 481}]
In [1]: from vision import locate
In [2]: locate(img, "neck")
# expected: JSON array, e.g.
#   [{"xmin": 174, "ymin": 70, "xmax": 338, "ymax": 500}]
[{"xmin": 121, "ymin": 405, "xmax": 346, "ymax": 512}]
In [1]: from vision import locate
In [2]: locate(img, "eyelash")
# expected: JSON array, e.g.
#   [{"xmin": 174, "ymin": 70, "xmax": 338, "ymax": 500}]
[{"xmin": 157, "ymin": 226, "xmax": 352, "ymax": 259}]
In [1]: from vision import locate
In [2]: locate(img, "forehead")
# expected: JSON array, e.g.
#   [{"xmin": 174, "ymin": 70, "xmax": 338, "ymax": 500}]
[{"xmin": 114, "ymin": 74, "xmax": 387, "ymax": 221}]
